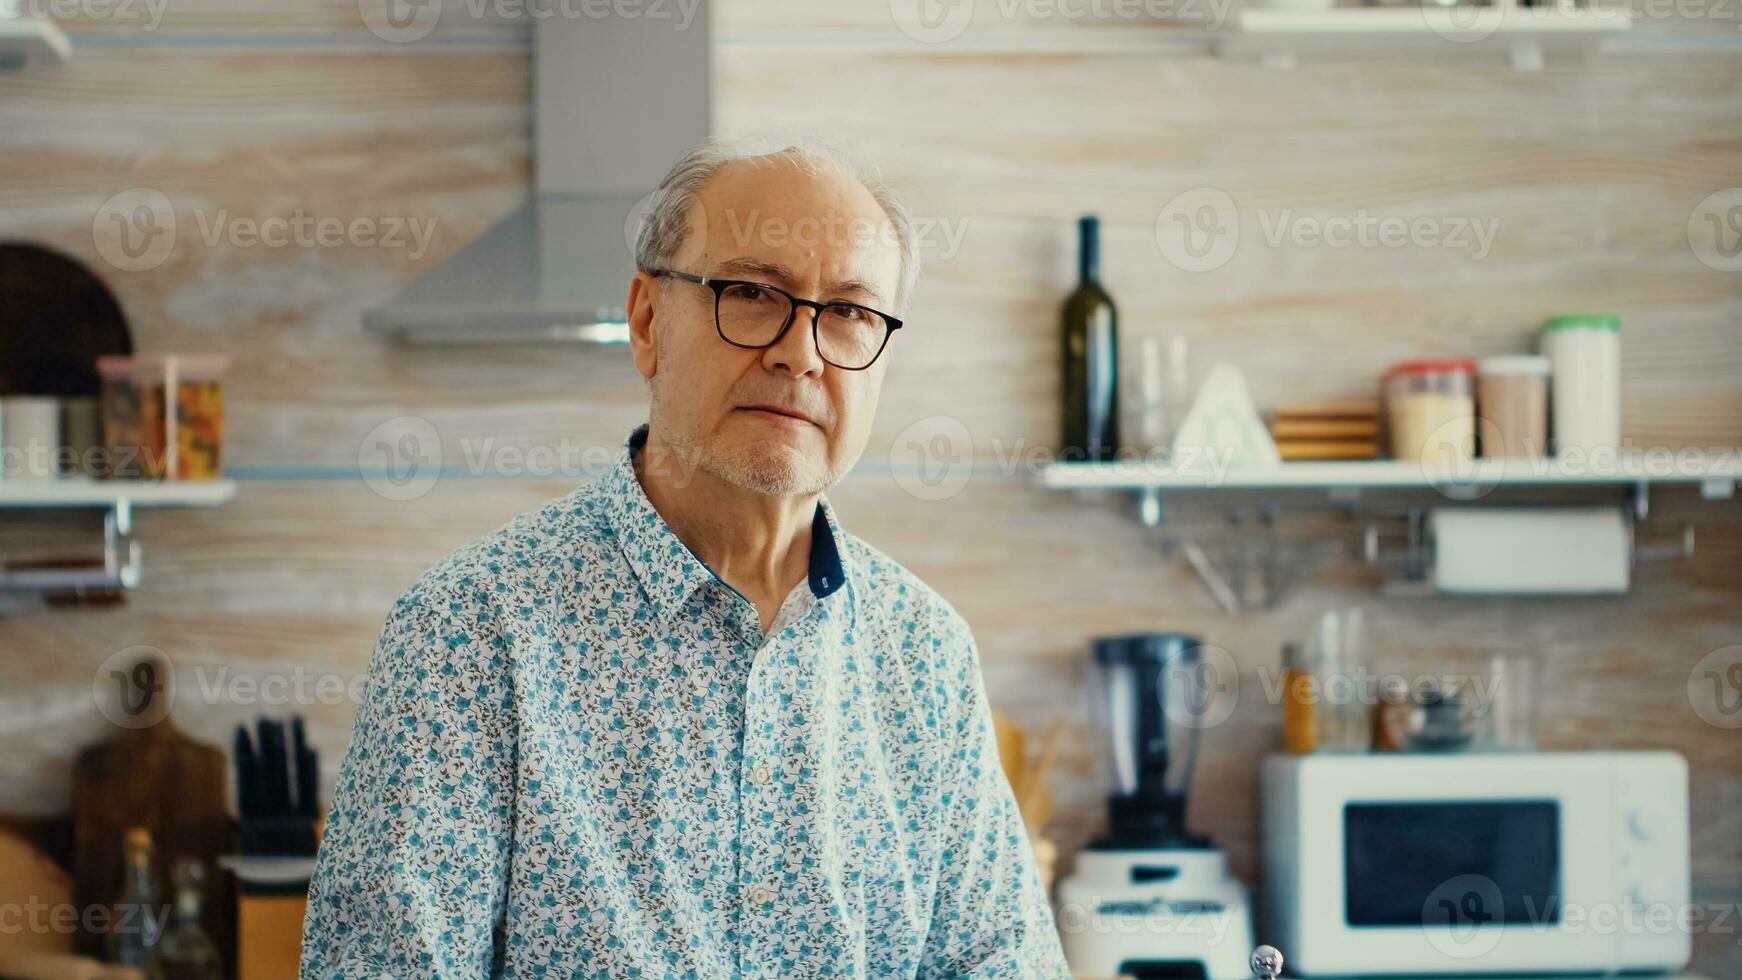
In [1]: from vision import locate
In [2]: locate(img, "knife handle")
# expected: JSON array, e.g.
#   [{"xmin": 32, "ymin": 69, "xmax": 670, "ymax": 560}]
[{"xmin": 233, "ymin": 725, "xmax": 259, "ymax": 819}]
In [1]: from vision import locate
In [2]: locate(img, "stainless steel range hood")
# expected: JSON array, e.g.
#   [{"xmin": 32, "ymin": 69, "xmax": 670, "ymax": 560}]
[{"xmin": 365, "ymin": 8, "xmax": 711, "ymax": 345}]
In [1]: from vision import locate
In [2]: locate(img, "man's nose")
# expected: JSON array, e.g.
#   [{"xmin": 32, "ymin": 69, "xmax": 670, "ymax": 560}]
[{"xmin": 763, "ymin": 304, "xmax": 826, "ymax": 377}]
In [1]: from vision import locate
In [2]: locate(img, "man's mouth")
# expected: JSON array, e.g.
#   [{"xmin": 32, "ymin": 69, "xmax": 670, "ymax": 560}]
[{"xmin": 738, "ymin": 404, "xmax": 821, "ymax": 428}]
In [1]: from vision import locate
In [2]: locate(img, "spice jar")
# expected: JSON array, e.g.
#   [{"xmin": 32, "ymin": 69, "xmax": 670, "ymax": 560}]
[
  {"xmin": 1370, "ymin": 675, "xmax": 1412, "ymax": 752},
  {"xmin": 1282, "ymin": 643, "xmax": 1316, "ymax": 754},
  {"xmin": 1476, "ymin": 355, "xmax": 1549, "ymax": 460},
  {"xmin": 1281, "ymin": 609, "xmax": 1371, "ymax": 754},
  {"xmin": 98, "ymin": 354, "xmax": 229, "ymax": 480},
  {"xmin": 1383, "ymin": 358, "xmax": 1476, "ymax": 464}
]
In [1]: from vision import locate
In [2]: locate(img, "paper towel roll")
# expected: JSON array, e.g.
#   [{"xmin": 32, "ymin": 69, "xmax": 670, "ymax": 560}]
[{"xmin": 1431, "ymin": 506, "xmax": 1630, "ymax": 594}]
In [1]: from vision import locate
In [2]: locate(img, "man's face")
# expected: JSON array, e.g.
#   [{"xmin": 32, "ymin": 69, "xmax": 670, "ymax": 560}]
[{"xmin": 628, "ymin": 159, "xmax": 903, "ymax": 497}]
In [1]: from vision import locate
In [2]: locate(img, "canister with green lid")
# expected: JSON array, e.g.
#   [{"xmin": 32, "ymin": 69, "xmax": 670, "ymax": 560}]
[{"xmin": 1538, "ymin": 314, "xmax": 1620, "ymax": 457}]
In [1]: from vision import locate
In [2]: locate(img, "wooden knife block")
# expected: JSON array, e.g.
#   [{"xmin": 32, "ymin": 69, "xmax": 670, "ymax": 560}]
[
  {"xmin": 235, "ymin": 809, "xmax": 323, "ymax": 980},
  {"xmin": 237, "ymin": 884, "xmax": 308, "ymax": 980}
]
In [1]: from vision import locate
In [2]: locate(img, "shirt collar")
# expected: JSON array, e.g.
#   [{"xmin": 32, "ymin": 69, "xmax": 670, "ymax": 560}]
[{"xmin": 596, "ymin": 424, "xmax": 849, "ymax": 630}]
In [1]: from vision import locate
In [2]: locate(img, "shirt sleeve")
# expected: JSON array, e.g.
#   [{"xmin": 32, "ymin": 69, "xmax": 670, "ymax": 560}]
[
  {"xmin": 916, "ymin": 614, "xmax": 1073, "ymax": 980},
  {"xmin": 300, "ymin": 589, "xmax": 516, "ymax": 979}
]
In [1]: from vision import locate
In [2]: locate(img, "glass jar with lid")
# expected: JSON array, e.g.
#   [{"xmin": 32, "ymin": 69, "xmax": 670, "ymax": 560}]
[
  {"xmin": 1383, "ymin": 358, "xmax": 1477, "ymax": 464},
  {"xmin": 1477, "ymin": 354, "xmax": 1550, "ymax": 460}
]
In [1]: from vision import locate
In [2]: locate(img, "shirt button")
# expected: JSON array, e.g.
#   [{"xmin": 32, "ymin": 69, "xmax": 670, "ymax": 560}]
[
  {"xmin": 750, "ymin": 764, "xmax": 771, "ymax": 785},
  {"xmin": 749, "ymin": 884, "xmax": 774, "ymax": 906}
]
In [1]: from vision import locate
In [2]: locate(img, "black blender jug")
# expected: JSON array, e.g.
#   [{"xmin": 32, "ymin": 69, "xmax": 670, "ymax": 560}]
[{"xmin": 1088, "ymin": 632, "xmax": 1211, "ymax": 848}]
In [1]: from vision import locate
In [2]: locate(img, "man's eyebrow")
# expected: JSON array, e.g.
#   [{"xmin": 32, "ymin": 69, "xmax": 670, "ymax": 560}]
[
  {"xmin": 714, "ymin": 257, "xmax": 794, "ymax": 284},
  {"xmin": 713, "ymin": 257, "xmax": 887, "ymax": 307}
]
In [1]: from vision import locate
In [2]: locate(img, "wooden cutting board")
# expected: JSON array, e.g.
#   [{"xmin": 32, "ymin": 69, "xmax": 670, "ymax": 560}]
[
  {"xmin": 0, "ymin": 828, "xmax": 75, "ymax": 959},
  {"xmin": 70, "ymin": 663, "xmax": 236, "ymax": 973}
]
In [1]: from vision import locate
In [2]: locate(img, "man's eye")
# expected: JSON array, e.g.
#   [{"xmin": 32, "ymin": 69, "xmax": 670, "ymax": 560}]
[
  {"xmin": 726, "ymin": 284, "xmax": 777, "ymax": 304},
  {"xmin": 829, "ymin": 304, "xmax": 872, "ymax": 324}
]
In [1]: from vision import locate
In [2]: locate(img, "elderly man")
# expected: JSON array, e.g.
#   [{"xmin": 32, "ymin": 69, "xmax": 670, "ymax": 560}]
[{"xmin": 300, "ymin": 137, "xmax": 1070, "ymax": 978}]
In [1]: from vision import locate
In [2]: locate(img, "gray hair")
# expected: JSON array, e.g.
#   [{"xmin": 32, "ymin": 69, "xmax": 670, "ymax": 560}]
[{"xmin": 634, "ymin": 134, "xmax": 921, "ymax": 313}]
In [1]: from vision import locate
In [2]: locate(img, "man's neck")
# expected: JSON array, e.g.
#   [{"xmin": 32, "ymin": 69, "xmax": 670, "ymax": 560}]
[{"xmin": 633, "ymin": 426, "xmax": 815, "ymax": 627}]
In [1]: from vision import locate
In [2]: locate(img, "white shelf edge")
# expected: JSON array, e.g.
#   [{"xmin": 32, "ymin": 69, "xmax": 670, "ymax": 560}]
[
  {"xmin": 1234, "ymin": 5, "xmax": 1633, "ymax": 35},
  {"xmin": 1037, "ymin": 452, "xmax": 1742, "ymax": 492},
  {"xmin": 1220, "ymin": 3, "xmax": 1632, "ymax": 63},
  {"xmin": 0, "ymin": 17, "xmax": 72, "ymax": 64},
  {"xmin": 0, "ymin": 476, "xmax": 237, "ymax": 508}
]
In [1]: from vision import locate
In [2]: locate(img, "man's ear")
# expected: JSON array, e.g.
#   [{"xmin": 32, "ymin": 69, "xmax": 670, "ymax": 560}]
[{"xmin": 626, "ymin": 271, "xmax": 658, "ymax": 380}]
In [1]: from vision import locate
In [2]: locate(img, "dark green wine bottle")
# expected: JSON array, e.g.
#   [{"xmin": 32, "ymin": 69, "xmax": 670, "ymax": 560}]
[{"xmin": 1061, "ymin": 214, "xmax": 1118, "ymax": 462}]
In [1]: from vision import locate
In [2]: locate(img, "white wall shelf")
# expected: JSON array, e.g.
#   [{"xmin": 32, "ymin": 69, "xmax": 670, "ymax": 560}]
[
  {"xmin": 1219, "ymin": 4, "xmax": 1633, "ymax": 69},
  {"xmin": 1038, "ymin": 453, "xmax": 1741, "ymax": 499},
  {"xmin": 0, "ymin": 476, "xmax": 237, "ymax": 508},
  {"xmin": 1037, "ymin": 452, "xmax": 1739, "ymax": 613},
  {"xmin": 0, "ymin": 16, "xmax": 71, "ymax": 68}
]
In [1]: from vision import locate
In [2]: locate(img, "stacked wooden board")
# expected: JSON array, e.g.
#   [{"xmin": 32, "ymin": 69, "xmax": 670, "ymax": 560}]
[{"xmin": 1270, "ymin": 400, "xmax": 1383, "ymax": 460}]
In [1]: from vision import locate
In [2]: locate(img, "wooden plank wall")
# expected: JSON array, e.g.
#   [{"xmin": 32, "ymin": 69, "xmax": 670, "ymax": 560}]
[{"xmin": 2, "ymin": 0, "xmax": 1739, "ymax": 970}]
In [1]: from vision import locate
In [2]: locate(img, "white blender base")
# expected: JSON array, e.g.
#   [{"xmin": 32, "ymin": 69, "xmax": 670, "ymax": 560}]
[{"xmin": 1056, "ymin": 845, "xmax": 1256, "ymax": 980}]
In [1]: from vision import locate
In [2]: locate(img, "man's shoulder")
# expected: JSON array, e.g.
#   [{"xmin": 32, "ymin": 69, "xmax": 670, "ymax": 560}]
[
  {"xmin": 838, "ymin": 531, "xmax": 974, "ymax": 652},
  {"xmin": 837, "ymin": 532, "xmax": 987, "ymax": 745},
  {"xmin": 393, "ymin": 480, "xmax": 620, "ymax": 616}
]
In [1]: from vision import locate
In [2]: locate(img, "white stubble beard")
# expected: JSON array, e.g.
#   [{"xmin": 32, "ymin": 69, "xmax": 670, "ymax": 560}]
[{"xmin": 649, "ymin": 373, "xmax": 839, "ymax": 499}]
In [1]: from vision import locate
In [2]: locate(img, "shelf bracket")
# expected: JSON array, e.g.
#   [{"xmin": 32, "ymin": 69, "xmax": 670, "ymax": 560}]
[
  {"xmin": 1327, "ymin": 486, "xmax": 1363, "ymax": 507},
  {"xmin": 1181, "ymin": 538, "xmax": 1243, "ymax": 615},
  {"xmin": 106, "ymin": 498, "xmax": 141, "ymax": 590},
  {"xmin": 1172, "ymin": 506, "xmax": 1296, "ymax": 615},
  {"xmin": 1403, "ymin": 508, "xmax": 1430, "ymax": 582},
  {"xmin": 1137, "ymin": 487, "xmax": 1163, "ymax": 528},
  {"xmin": 0, "ymin": 498, "xmax": 141, "ymax": 593},
  {"xmin": 1508, "ymin": 39, "xmax": 1545, "ymax": 71}
]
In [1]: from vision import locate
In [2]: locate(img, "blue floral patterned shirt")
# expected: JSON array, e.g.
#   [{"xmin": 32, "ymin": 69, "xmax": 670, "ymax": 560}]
[{"xmin": 300, "ymin": 423, "xmax": 1070, "ymax": 978}]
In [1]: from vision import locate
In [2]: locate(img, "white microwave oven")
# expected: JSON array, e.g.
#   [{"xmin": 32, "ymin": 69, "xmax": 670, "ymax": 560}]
[{"xmin": 1261, "ymin": 751, "xmax": 1691, "ymax": 976}]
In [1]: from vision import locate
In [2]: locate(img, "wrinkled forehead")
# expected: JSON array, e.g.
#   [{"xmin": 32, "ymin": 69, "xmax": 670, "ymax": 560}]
[{"xmin": 682, "ymin": 158, "xmax": 902, "ymax": 309}]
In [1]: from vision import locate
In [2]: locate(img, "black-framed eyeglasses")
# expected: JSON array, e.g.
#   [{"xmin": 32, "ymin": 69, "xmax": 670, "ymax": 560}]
[{"xmin": 648, "ymin": 268, "xmax": 903, "ymax": 371}]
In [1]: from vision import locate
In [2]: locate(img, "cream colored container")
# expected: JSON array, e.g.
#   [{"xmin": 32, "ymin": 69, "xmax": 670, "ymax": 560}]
[
  {"xmin": 1, "ymin": 397, "xmax": 60, "ymax": 480},
  {"xmin": 1477, "ymin": 354, "xmax": 1549, "ymax": 460},
  {"xmin": 1539, "ymin": 314, "xmax": 1621, "ymax": 457},
  {"xmin": 1383, "ymin": 358, "xmax": 1477, "ymax": 464}
]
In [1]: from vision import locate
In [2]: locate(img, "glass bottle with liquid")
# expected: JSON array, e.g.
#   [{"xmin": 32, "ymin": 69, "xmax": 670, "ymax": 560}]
[
  {"xmin": 108, "ymin": 826, "xmax": 164, "ymax": 976},
  {"xmin": 1282, "ymin": 609, "xmax": 1373, "ymax": 753},
  {"xmin": 1061, "ymin": 214, "xmax": 1119, "ymax": 462},
  {"xmin": 156, "ymin": 857, "xmax": 222, "ymax": 980}
]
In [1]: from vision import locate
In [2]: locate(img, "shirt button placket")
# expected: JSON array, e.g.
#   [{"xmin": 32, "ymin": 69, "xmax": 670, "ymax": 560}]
[{"xmin": 740, "ymin": 639, "xmax": 784, "ymax": 974}]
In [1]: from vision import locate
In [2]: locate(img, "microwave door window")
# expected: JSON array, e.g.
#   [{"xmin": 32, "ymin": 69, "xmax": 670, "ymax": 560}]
[{"xmin": 1342, "ymin": 801, "xmax": 1561, "ymax": 928}]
